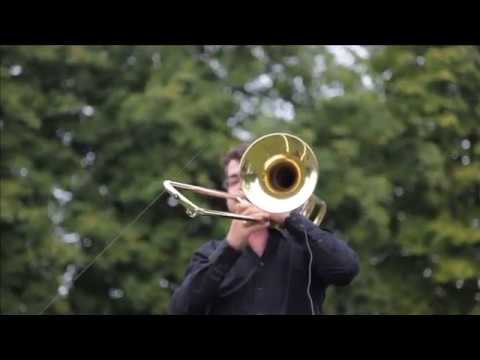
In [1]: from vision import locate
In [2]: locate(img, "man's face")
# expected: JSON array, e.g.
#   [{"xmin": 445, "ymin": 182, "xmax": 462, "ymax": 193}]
[{"xmin": 225, "ymin": 159, "xmax": 243, "ymax": 212}]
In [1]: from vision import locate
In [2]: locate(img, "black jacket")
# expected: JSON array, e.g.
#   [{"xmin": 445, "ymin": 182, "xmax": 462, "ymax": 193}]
[{"xmin": 169, "ymin": 212, "xmax": 359, "ymax": 315}]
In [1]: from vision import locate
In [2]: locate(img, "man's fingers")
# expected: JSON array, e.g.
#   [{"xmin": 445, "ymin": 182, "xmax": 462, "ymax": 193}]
[
  {"xmin": 241, "ymin": 206, "xmax": 267, "ymax": 216},
  {"xmin": 236, "ymin": 197, "xmax": 249, "ymax": 205},
  {"xmin": 242, "ymin": 210, "xmax": 269, "ymax": 222},
  {"xmin": 241, "ymin": 212, "xmax": 270, "ymax": 228},
  {"xmin": 232, "ymin": 198, "xmax": 263, "ymax": 212},
  {"xmin": 233, "ymin": 201, "xmax": 251, "ymax": 213},
  {"xmin": 247, "ymin": 222, "xmax": 271, "ymax": 232}
]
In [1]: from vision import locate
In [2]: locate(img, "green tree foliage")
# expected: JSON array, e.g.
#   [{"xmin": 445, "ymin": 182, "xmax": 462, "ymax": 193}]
[{"xmin": 1, "ymin": 45, "xmax": 479, "ymax": 314}]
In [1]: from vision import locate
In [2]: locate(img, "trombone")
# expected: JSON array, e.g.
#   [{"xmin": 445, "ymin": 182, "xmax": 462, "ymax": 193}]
[{"xmin": 163, "ymin": 133, "xmax": 327, "ymax": 226}]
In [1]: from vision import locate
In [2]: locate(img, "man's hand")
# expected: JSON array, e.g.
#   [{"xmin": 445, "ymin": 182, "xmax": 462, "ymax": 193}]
[{"xmin": 226, "ymin": 200, "xmax": 270, "ymax": 251}]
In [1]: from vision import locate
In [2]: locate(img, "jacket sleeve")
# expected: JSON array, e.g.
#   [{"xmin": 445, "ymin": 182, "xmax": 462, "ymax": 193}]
[
  {"xmin": 284, "ymin": 212, "xmax": 360, "ymax": 286},
  {"xmin": 168, "ymin": 240, "xmax": 242, "ymax": 314}
]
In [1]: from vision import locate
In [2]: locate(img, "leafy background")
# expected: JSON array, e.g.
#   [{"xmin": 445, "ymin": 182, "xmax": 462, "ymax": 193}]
[{"xmin": 1, "ymin": 45, "xmax": 479, "ymax": 314}]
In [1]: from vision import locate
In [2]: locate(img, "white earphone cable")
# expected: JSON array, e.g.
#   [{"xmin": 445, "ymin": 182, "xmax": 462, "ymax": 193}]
[{"xmin": 304, "ymin": 228, "xmax": 315, "ymax": 315}]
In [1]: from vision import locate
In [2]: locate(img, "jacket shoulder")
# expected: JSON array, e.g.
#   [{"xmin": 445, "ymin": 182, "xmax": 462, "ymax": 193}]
[{"xmin": 190, "ymin": 239, "xmax": 226, "ymax": 260}]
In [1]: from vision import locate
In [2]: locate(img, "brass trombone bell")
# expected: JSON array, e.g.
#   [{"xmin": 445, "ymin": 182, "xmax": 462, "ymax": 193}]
[{"xmin": 239, "ymin": 133, "xmax": 319, "ymax": 214}]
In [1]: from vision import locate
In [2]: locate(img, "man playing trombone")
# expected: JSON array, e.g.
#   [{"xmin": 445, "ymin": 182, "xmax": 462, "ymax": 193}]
[{"xmin": 168, "ymin": 135, "xmax": 360, "ymax": 315}]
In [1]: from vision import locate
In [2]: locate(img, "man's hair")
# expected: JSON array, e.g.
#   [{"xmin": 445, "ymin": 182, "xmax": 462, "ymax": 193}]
[{"xmin": 223, "ymin": 143, "xmax": 250, "ymax": 175}]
